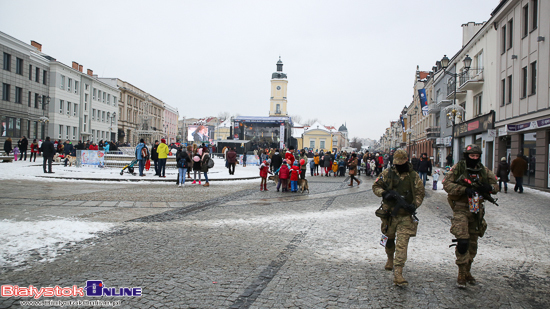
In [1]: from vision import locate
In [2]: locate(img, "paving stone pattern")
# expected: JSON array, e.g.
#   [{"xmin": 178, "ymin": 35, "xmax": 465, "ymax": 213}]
[{"xmin": 0, "ymin": 176, "xmax": 549, "ymax": 308}]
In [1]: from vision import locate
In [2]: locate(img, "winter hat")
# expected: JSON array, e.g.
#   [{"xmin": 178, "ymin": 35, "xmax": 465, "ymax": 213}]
[
  {"xmin": 282, "ymin": 159, "xmax": 287, "ymax": 164},
  {"xmin": 501, "ymin": 157, "xmax": 506, "ymax": 161},
  {"xmin": 161, "ymin": 138, "xmax": 166, "ymax": 143}
]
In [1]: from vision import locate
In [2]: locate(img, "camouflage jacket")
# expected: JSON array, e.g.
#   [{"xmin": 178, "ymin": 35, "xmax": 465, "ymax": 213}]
[
  {"xmin": 372, "ymin": 163, "xmax": 425, "ymax": 209},
  {"xmin": 443, "ymin": 160, "xmax": 498, "ymax": 204}
]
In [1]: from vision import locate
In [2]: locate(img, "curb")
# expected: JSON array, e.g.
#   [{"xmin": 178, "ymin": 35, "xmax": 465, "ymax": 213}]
[{"xmin": 35, "ymin": 176, "xmax": 261, "ymax": 182}]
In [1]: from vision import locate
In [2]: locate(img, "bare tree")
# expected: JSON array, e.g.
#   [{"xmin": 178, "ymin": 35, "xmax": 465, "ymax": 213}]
[
  {"xmin": 350, "ymin": 137, "xmax": 363, "ymax": 150},
  {"xmin": 304, "ymin": 118, "xmax": 320, "ymax": 126},
  {"xmin": 218, "ymin": 111, "xmax": 231, "ymax": 121},
  {"xmin": 290, "ymin": 114, "xmax": 302, "ymax": 124}
]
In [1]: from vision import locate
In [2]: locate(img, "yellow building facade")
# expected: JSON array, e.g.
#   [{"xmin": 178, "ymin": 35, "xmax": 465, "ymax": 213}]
[{"xmin": 302, "ymin": 122, "xmax": 333, "ymax": 152}]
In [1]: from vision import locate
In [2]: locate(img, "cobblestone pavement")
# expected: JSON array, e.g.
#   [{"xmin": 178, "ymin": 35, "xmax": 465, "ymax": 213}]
[{"xmin": 1, "ymin": 175, "xmax": 549, "ymax": 308}]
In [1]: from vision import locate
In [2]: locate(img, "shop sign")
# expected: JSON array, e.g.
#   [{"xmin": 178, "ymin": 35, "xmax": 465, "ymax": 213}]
[
  {"xmin": 506, "ymin": 117, "xmax": 550, "ymax": 132},
  {"xmin": 453, "ymin": 111, "xmax": 495, "ymax": 138}
]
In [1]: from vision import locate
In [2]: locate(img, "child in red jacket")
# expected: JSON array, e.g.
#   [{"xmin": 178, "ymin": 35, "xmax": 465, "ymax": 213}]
[
  {"xmin": 276, "ymin": 159, "xmax": 290, "ymax": 192},
  {"xmin": 290, "ymin": 161, "xmax": 300, "ymax": 192},
  {"xmin": 259, "ymin": 160, "xmax": 272, "ymax": 191}
]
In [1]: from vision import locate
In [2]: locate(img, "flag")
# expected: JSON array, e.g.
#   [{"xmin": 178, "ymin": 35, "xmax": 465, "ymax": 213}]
[
  {"xmin": 400, "ymin": 115, "xmax": 406, "ymax": 132},
  {"xmin": 418, "ymin": 88, "xmax": 429, "ymax": 116}
]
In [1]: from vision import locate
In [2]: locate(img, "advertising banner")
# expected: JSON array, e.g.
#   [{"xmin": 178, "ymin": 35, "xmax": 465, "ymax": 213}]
[
  {"xmin": 188, "ymin": 125, "xmax": 210, "ymax": 142},
  {"xmin": 418, "ymin": 89, "xmax": 429, "ymax": 116},
  {"xmin": 280, "ymin": 124, "xmax": 285, "ymax": 149},
  {"xmin": 400, "ymin": 115, "xmax": 406, "ymax": 132},
  {"xmin": 77, "ymin": 150, "xmax": 105, "ymax": 168}
]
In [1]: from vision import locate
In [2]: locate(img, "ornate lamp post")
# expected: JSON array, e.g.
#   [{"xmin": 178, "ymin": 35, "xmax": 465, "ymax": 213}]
[{"xmin": 440, "ymin": 54, "xmax": 472, "ymax": 164}]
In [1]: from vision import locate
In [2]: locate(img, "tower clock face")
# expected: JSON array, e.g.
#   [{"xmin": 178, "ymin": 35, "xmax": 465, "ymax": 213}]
[{"xmin": 277, "ymin": 86, "xmax": 281, "ymax": 90}]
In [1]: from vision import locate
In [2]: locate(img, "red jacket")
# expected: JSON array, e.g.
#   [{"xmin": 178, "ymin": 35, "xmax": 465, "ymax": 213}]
[
  {"xmin": 285, "ymin": 151, "xmax": 295, "ymax": 166},
  {"xmin": 259, "ymin": 163, "xmax": 270, "ymax": 178},
  {"xmin": 279, "ymin": 164, "xmax": 290, "ymax": 179},
  {"xmin": 30, "ymin": 143, "xmax": 39, "ymax": 153},
  {"xmin": 89, "ymin": 144, "xmax": 99, "ymax": 150},
  {"xmin": 290, "ymin": 165, "xmax": 300, "ymax": 181}
]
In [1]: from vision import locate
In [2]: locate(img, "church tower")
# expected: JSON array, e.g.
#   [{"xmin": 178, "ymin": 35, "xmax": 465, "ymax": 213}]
[{"xmin": 269, "ymin": 57, "xmax": 288, "ymax": 117}]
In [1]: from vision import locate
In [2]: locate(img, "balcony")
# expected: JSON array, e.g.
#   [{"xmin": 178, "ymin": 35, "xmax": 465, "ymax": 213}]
[
  {"xmin": 446, "ymin": 76, "xmax": 467, "ymax": 101},
  {"xmin": 426, "ymin": 126, "xmax": 440, "ymax": 139},
  {"xmin": 459, "ymin": 68, "xmax": 484, "ymax": 91},
  {"xmin": 428, "ymin": 103, "xmax": 440, "ymax": 114}
]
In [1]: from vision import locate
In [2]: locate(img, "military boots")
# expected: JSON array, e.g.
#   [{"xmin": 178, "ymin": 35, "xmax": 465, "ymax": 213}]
[
  {"xmin": 457, "ymin": 264, "xmax": 467, "ymax": 288},
  {"xmin": 465, "ymin": 261, "xmax": 476, "ymax": 284},
  {"xmin": 393, "ymin": 266, "xmax": 408, "ymax": 286},
  {"xmin": 385, "ymin": 253, "xmax": 394, "ymax": 271}
]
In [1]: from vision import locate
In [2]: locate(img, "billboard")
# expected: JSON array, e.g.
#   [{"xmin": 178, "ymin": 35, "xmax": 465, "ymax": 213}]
[{"xmin": 187, "ymin": 125, "xmax": 212, "ymax": 142}]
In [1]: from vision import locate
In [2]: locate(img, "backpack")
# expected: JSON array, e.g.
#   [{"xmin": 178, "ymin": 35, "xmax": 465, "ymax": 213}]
[
  {"xmin": 141, "ymin": 146, "xmax": 149, "ymax": 160},
  {"xmin": 177, "ymin": 158, "xmax": 187, "ymax": 168},
  {"xmin": 207, "ymin": 157, "xmax": 215, "ymax": 168}
]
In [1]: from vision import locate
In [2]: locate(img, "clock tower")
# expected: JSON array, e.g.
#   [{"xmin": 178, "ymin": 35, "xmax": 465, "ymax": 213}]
[{"xmin": 269, "ymin": 57, "xmax": 288, "ymax": 117}]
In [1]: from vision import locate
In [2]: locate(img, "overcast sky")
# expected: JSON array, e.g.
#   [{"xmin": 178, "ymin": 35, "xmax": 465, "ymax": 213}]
[{"xmin": 1, "ymin": 0, "xmax": 499, "ymax": 140}]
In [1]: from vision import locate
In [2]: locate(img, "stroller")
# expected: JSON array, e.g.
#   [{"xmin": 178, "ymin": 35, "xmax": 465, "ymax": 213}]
[{"xmin": 120, "ymin": 159, "xmax": 138, "ymax": 176}]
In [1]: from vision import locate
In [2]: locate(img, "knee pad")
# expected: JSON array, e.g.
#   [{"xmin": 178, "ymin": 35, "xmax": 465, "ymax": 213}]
[
  {"xmin": 457, "ymin": 239, "xmax": 469, "ymax": 254},
  {"xmin": 386, "ymin": 239, "xmax": 395, "ymax": 249}
]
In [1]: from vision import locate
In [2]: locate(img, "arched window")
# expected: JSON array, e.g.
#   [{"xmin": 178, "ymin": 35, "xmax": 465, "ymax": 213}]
[{"xmin": 276, "ymin": 104, "xmax": 281, "ymax": 114}]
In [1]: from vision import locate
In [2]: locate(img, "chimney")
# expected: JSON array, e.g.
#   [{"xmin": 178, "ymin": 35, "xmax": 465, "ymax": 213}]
[
  {"xmin": 72, "ymin": 61, "xmax": 79, "ymax": 70},
  {"xmin": 30, "ymin": 40, "xmax": 42, "ymax": 52},
  {"xmin": 78, "ymin": 65, "xmax": 83, "ymax": 73},
  {"xmin": 87, "ymin": 69, "xmax": 93, "ymax": 76}
]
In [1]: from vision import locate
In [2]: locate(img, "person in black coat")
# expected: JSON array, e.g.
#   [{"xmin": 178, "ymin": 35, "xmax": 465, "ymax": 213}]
[
  {"xmin": 411, "ymin": 154, "xmax": 420, "ymax": 172},
  {"xmin": 20, "ymin": 136, "xmax": 28, "ymax": 160},
  {"xmin": 496, "ymin": 157, "xmax": 510, "ymax": 193},
  {"xmin": 3, "ymin": 137, "xmax": 13, "ymax": 155},
  {"xmin": 417, "ymin": 153, "xmax": 432, "ymax": 186},
  {"xmin": 323, "ymin": 151, "xmax": 333, "ymax": 176},
  {"xmin": 41, "ymin": 136, "xmax": 55, "ymax": 173},
  {"xmin": 151, "ymin": 140, "xmax": 160, "ymax": 176},
  {"xmin": 271, "ymin": 149, "xmax": 283, "ymax": 174}
]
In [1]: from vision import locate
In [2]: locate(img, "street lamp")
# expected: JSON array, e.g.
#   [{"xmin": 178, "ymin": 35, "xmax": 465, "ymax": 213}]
[
  {"xmin": 441, "ymin": 54, "xmax": 472, "ymax": 165},
  {"xmin": 109, "ymin": 112, "xmax": 116, "ymax": 143},
  {"xmin": 405, "ymin": 105, "xmax": 418, "ymax": 157},
  {"xmin": 38, "ymin": 96, "xmax": 51, "ymax": 139}
]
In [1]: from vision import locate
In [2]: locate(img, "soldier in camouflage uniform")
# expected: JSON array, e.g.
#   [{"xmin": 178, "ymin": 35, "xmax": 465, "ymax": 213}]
[
  {"xmin": 372, "ymin": 149, "xmax": 425, "ymax": 286},
  {"xmin": 443, "ymin": 144, "xmax": 498, "ymax": 288}
]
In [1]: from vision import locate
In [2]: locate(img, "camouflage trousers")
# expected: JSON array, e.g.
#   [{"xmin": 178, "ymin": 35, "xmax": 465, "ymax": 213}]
[
  {"xmin": 450, "ymin": 203, "xmax": 487, "ymax": 265},
  {"xmin": 381, "ymin": 215, "xmax": 418, "ymax": 267}
]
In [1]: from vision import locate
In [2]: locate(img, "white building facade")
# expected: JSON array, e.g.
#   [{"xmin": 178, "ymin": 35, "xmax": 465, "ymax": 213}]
[{"xmin": 163, "ymin": 103, "xmax": 178, "ymax": 144}]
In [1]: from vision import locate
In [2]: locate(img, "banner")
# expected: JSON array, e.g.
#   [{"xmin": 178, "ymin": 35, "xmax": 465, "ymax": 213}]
[
  {"xmin": 418, "ymin": 89, "xmax": 428, "ymax": 116},
  {"xmin": 400, "ymin": 115, "xmax": 406, "ymax": 132},
  {"xmin": 279, "ymin": 124, "xmax": 285, "ymax": 149},
  {"xmin": 77, "ymin": 150, "xmax": 105, "ymax": 168}
]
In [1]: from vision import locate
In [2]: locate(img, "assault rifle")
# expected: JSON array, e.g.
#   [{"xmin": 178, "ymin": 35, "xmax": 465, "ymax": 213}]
[
  {"xmin": 376, "ymin": 175, "xmax": 419, "ymax": 221},
  {"xmin": 456, "ymin": 175, "xmax": 499, "ymax": 206}
]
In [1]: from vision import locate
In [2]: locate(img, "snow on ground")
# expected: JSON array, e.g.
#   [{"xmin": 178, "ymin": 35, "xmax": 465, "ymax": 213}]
[
  {"xmin": 0, "ymin": 219, "xmax": 115, "ymax": 268},
  {"xmin": 0, "ymin": 157, "xmax": 259, "ymax": 183}
]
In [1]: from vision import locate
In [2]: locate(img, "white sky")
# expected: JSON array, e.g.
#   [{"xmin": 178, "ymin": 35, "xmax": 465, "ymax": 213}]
[{"xmin": 0, "ymin": 0, "xmax": 499, "ymax": 140}]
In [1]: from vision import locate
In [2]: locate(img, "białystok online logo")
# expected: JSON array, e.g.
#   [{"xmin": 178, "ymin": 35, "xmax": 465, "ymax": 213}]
[{"xmin": 1, "ymin": 281, "xmax": 142, "ymax": 299}]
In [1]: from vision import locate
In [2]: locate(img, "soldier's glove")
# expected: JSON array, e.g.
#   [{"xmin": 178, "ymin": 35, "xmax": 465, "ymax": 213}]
[
  {"xmin": 382, "ymin": 191, "xmax": 395, "ymax": 201},
  {"xmin": 465, "ymin": 187, "xmax": 477, "ymax": 198},
  {"xmin": 478, "ymin": 183, "xmax": 493, "ymax": 194}
]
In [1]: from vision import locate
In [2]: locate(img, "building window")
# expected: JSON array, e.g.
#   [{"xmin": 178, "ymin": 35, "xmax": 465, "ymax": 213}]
[
  {"xmin": 507, "ymin": 75, "xmax": 512, "ymax": 104},
  {"xmin": 28, "ymin": 91, "xmax": 31, "ymax": 107},
  {"xmin": 93, "ymin": 88, "xmax": 96, "ymax": 100},
  {"xmin": 102, "ymin": 111, "xmax": 106, "ymax": 122},
  {"xmin": 309, "ymin": 140, "xmax": 315, "ymax": 149},
  {"xmin": 66, "ymin": 126, "xmax": 70, "ymax": 139},
  {"xmin": 73, "ymin": 127, "xmax": 77, "ymax": 140},
  {"xmin": 84, "ymin": 102, "xmax": 87, "ymax": 111},
  {"xmin": 530, "ymin": 61, "xmax": 537, "ymax": 95},
  {"xmin": 501, "ymin": 25, "xmax": 506, "ymax": 54},
  {"xmin": 28, "ymin": 64, "xmax": 32, "ymax": 80},
  {"xmin": 33, "ymin": 121, "xmax": 38, "ymax": 139},
  {"xmin": 107, "ymin": 94, "xmax": 110, "ymax": 105},
  {"xmin": 91, "ymin": 129, "xmax": 95, "ymax": 141},
  {"xmin": 68, "ymin": 78, "xmax": 72, "ymax": 92},
  {"xmin": 320, "ymin": 140, "xmax": 326, "ymax": 149},
  {"xmin": 85, "ymin": 93, "xmax": 89, "ymax": 103},
  {"xmin": 276, "ymin": 104, "xmax": 281, "ymax": 114},
  {"xmin": 85, "ymin": 84, "xmax": 89, "ymax": 91},
  {"xmin": 60, "ymin": 75, "xmax": 65, "ymax": 89},
  {"xmin": 98, "ymin": 90, "xmax": 101, "ymax": 101},
  {"xmin": 531, "ymin": 0, "xmax": 538, "ymax": 31},
  {"xmin": 501, "ymin": 79, "xmax": 506, "ymax": 106},
  {"xmin": 16, "ymin": 58, "xmax": 23, "ymax": 75},
  {"xmin": 3, "ymin": 117, "xmax": 21, "ymax": 137},
  {"xmin": 35, "ymin": 67, "xmax": 39, "ymax": 83},
  {"xmin": 92, "ymin": 109, "xmax": 96, "ymax": 121},
  {"xmin": 59, "ymin": 125, "xmax": 63, "ymax": 138},
  {"xmin": 523, "ymin": 4, "xmax": 529, "ymax": 38},
  {"xmin": 474, "ymin": 93, "xmax": 482, "ymax": 116},
  {"xmin": 83, "ymin": 115, "xmax": 87, "ymax": 132},
  {"xmin": 113, "ymin": 96, "xmax": 117, "ymax": 105},
  {"xmin": 14, "ymin": 87, "xmax": 22, "ymax": 104},
  {"xmin": 74, "ymin": 81, "xmax": 78, "ymax": 94},
  {"xmin": 507, "ymin": 19, "xmax": 513, "ymax": 49},
  {"xmin": 74, "ymin": 103, "xmax": 78, "ymax": 116},
  {"xmin": 67, "ymin": 101, "xmax": 70, "ymax": 115},
  {"xmin": 43, "ymin": 70, "xmax": 47, "ymax": 85},
  {"xmin": 60, "ymin": 100, "xmax": 64, "ymax": 114},
  {"xmin": 521, "ymin": 66, "xmax": 528, "ymax": 98},
  {"xmin": 3, "ymin": 53, "xmax": 11, "ymax": 71},
  {"xmin": 42, "ymin": 95, "xmax": 46, "ymax": 110},
  {"xmin": 102, "ymin": 92, "xmax": 106, "ymax": 103},
  {"xmin": 2, "ymin": 83, "xmax": 10, "ymax": 101}
]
